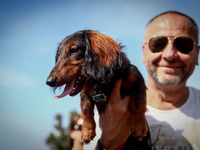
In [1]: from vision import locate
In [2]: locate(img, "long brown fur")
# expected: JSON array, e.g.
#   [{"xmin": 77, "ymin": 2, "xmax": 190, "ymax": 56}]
[
  {"xmin": 88, "ymin": 31, "xmax": 120, "ymax": 66},
  {"xmin": 46, "ymin": 30, "xmax": 148, "ymax": 144}
]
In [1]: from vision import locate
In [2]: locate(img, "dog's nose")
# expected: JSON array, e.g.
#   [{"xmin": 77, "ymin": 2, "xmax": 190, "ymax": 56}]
[{"xmin": 46, "ymin": 77, "xmax": 57, "ymax": 87}]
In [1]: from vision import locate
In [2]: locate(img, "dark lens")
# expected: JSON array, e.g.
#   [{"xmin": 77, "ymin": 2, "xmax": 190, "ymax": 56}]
[
  {"xmin": 149, "ymin": 36, "xmax": 168, "ymax": 53},
  {"xmin": 174, "ymin": 37, "xmax": 194, "ymax": 54},
  {"xmin": 73, "ymin": 124, "xmax": 82, "ymax": 130}
]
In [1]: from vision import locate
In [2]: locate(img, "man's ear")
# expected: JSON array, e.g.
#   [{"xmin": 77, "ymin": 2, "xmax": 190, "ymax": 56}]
[
  {"xmin": 195, "ymin": 46, "xmax": 200, "ymax": 65},
  {"xmin": 142, "ymin": 43, "xmax": 146, "ymax": 64}
]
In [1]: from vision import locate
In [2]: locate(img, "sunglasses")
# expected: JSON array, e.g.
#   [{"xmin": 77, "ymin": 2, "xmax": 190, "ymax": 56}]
[
  {"xmin": 73, "ymin": 124, "xmax": 82, "ymax": 131},
  {"xmin": 148, "ymin": 36, "xmax": 196, "ymax": 54}
]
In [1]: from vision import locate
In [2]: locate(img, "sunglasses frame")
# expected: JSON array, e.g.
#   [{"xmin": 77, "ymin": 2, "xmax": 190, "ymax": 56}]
[{"xmin": 147, "ymin": 36, "xmax": 197, "ymax": 54}]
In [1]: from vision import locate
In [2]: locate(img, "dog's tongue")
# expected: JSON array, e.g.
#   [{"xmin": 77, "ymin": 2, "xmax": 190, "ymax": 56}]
[{"xmin": 54, "ymin": 78, "xmax": 75, "ymax": 99}]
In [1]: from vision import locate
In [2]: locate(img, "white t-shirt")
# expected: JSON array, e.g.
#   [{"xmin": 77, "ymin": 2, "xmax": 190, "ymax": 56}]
[
  {"xmin": 146, "ymin": 87, "xmax": 200, "ymax": 150},
  {"xmin": 84, "ymin": 87, "xmax": 200, "ymax": 150}
]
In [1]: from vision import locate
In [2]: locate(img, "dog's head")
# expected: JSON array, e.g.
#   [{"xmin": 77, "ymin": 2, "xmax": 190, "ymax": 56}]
[{"xmin": 46, "ymin": 30, "xmax": 129, "ymax": 98}]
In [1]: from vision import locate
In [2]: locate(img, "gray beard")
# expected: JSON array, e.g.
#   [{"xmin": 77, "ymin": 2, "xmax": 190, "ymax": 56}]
[{"xmin": 147, "ymin": 65, "xmax": 189, "ymax": 86}]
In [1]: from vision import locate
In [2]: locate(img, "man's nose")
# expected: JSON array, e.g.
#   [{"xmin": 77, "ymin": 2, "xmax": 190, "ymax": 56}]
[{"xmin": 162, "ymin": 41, "xmax": 178, "ymax": 60}]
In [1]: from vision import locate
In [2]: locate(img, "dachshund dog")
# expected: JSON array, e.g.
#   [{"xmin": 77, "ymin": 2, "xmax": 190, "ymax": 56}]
[{"xmin": 46, "ymin": 30, "xmax": 148, "ymax": 144}]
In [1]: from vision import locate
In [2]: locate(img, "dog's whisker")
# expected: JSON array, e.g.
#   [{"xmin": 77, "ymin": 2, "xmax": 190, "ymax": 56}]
[
  {"xmin": 50, "ymin": 88, "xmax": 57, "ymax": 94},
  {"xmin": 50, "ymin": 85, "xmax": 66, "ymax": 95}
]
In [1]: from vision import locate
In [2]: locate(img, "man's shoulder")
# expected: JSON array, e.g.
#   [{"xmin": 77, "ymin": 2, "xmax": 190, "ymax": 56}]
[
  {"xmin": 188, "ymin": 86, "xmax": 200, "ymax": 97},
  {"xmin": 187, "ymin": 86, "xmax": 200, "ymax": 110},
  {"xmin": 189, "ymin": 86, "xmax": 200, "ymax": 90}
]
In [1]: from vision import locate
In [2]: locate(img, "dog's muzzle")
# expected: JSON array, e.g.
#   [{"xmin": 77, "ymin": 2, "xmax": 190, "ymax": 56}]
[{"xmin": 46, "ymin": 77, "xmax": 57, "ymax": 87}]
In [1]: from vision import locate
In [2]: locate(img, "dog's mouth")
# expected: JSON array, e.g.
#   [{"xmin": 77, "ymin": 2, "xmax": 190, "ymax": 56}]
[{"xmin": 54, "ymin": 75, "xmax": 86, "ymax": 99}]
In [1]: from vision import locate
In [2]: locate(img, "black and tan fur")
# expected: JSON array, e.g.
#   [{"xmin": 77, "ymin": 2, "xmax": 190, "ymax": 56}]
[{"xmin": 46, "ymin": 30, "xmax": 148, "ymax": 144}]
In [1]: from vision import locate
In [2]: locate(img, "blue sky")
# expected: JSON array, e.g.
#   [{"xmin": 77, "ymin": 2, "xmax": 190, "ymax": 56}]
[{"xmin": 0, "ymin": 0, "xmax": 200, "ymax": 150}]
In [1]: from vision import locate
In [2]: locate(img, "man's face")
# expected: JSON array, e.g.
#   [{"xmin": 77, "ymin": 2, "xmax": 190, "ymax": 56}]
[{"xmin": 142, "ymin": 14, "xmax": 199, "ymax": 86}]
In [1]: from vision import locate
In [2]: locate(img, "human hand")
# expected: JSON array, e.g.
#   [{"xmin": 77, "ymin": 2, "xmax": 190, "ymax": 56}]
[
  {"xmin": 99, "ymin": 79, "xmax": 132, "ymax": 150},
  {"xmin": 70, "ymin": 130, "xmax": 82, "ymax": 142},
  {"xmin": 70, "ymin": 130, "xmax": 83, "ymax": 150}
]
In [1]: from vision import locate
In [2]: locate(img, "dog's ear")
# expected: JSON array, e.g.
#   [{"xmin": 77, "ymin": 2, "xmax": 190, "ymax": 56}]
[
  {"xmin": 86, "ymin": 31, "xmax": 120, "ymax": 66},
  {"xmin": 81, "ymin": 31, "xmax": 99, "ymax": 79},
  {"xmin": 81, "ymin": 30, "xmax": 128, "ymax": 81}
]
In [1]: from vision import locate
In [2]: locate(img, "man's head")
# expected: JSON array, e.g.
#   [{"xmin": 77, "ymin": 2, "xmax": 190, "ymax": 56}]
[{"xmin": 142, "ymin": 11, "xmax": 199, "ymax": 86}]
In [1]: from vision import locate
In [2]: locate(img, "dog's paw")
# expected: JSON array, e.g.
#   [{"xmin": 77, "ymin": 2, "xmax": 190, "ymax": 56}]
[
  {"xmin": 130, "ymin": 117, "xmax": 148, "ymax": 141},
  {"xmin": 81, "ymin": 128, "xmax": 96, "ymax": 144}
]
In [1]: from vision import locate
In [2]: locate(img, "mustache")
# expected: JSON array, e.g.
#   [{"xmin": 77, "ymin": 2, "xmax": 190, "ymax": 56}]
[{"xmin": 154, "ymin": 59, "xmax": 186, "ymax": 67}]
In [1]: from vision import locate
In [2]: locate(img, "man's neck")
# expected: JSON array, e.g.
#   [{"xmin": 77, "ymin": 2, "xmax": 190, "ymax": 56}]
[{"xmin": 146, "ymin": 80, "xmax": 189, "ymax": 110}]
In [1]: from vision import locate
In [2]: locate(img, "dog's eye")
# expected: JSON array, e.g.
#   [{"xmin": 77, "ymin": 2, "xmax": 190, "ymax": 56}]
[{"xmin": 69, "ymin": 48, "xmax": 79, "ymax": 55}]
